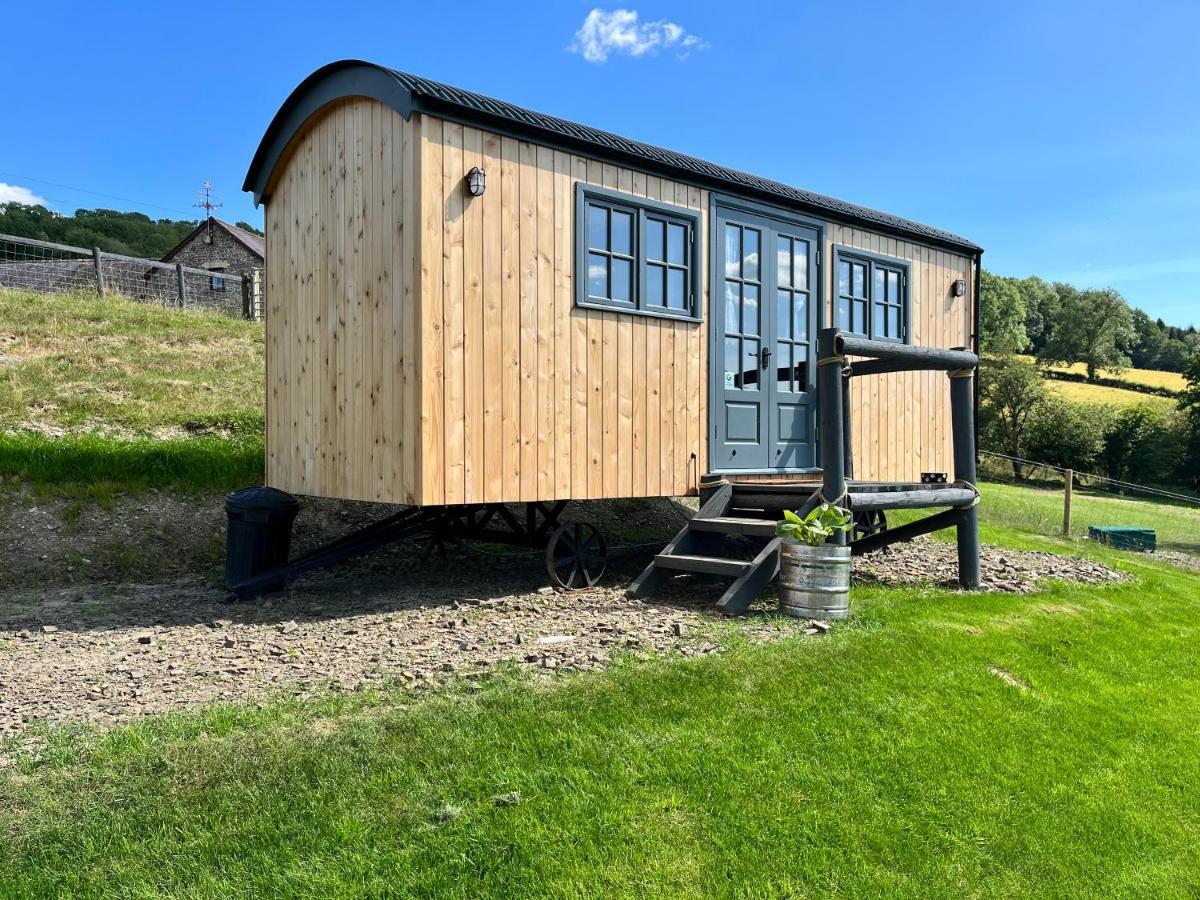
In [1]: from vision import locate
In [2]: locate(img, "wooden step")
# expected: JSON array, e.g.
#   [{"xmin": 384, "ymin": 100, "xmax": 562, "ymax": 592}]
[
  {"xmin": 689, "ymin": 516, "xmax": 778, "ymax": 537},
  {"xmin": 653, "ymin": 554, "xmax": 751, "ymax": 577}
]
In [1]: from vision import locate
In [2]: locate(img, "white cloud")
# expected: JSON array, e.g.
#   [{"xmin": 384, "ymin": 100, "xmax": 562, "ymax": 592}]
[
  {"xmin": 570, "ymin": 9, "xmax": 709, "ymax": 63},
  {"xmin": 0, "ymin": 183, "xmax": 48, "ymax": 206}
]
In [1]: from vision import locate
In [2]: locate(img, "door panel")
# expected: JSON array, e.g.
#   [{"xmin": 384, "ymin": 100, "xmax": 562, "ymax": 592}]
[
  {"xmin": 713, "ymin": 220, "xmax": 769, "ymax": 469},
  {"xmin": 712, "ymin": 207, "xmax": 819, "ymax": 471}
]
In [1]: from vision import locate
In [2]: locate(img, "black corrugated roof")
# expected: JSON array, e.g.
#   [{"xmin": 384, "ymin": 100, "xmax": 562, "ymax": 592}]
[{"xmin": 244, "ymin": 61, "xmax": 982, "ymax": 254}]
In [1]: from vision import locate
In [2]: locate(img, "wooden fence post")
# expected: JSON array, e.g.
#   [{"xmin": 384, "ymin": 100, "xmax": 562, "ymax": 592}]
[
  {"xmin": 92, "ymin": 247, "xmax": 105, "ymax": 297},
  {"xmin": 241, "ymin": 273, "xmax": 252, "ymax": 319},
  {"xmin": 1063, "ymin": 468, "xmax": 1073, "ymax": 537},
  {"xmin": 175, "ymin": 263, "xmax": 186, "ymax": 307}
]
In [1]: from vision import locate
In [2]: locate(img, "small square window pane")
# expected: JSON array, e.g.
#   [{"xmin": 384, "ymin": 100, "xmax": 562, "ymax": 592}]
[
  {"xmin": 742, "ymin": 338, "xmax": 759, "ymax": 391},
  {"xmin": 776, "ymin": 342, "xmax": 791, "ymax": 391},
  {"xmin": 725, "ymin": 337, "xmax": 740, "ymax": 388},
  {"xmin": 838, "ymin": 261, "xmax": 850, "ymax": 296},
  {"xmin": 668, "ymin": 223, "xmax": 687, "ymax": 266},
  {"xmin": 646, "ymin": 219, "xmax": 665, "ymax": 262},
  {"xmin": 838, "ymin": 297, "xmax": 850, "ymax": 329},
  {"xmin": 647, "ymin": 264, "xmax": 665, "ymax": 308},
  {"xmin": 667, "ymin": 267, "xmax": 686, "ymax": 310},
  {"xmin": 854, "ymin": 299, "xmax": 868, "ymax": 333},
  {"xmin": 888, "ymin": 270, "xmax": 900, "ymax": 301},
  {"xmin": 588, "ymin": 253, "xmax": 608, "ymax": 299},
  {"xmin": 793, "ymin": 294, "xmax": 807, "ymax": 342},
  {"xmin": 777, "ymin": 290, "xmax": 791, "ymax": 340},
  {"xmin": 743, "ymin": 284, "xmax": 759, "ymax": 334},
  {"xmin": 794, "ymin": 241, "xmax": 808, "ymax": 290},
  {"xmin": 725, "ymin": 225, "xmax": 741, "ymax": 279},
  {"xmin": 852, "ymin": 264, "xmax": 865, "ymax": 298},
  {"xmin": 743, "ymin": 228, "xmax": 759, "ymax": 281},
  {"xmin": 611, "ymin": 258, "xmax": 632, "ymax": 303},
  {"xmin": 611, "ymin": 209, "xmax": 632, "ymax": 256},
  {"xmin": 874, "ymin": 268, "xmax": 885, "ymax": 304},
  {"xmin": 889, "ymin": 306, "xmax": 900, "ymax": 339},
  {"xmin": 724, "ymin": 281, "xmax": 740, "ymax": 331},
  {"xmin": 588, "ymin": 205, "xmax": 608, "ymax": 251},
  {"xmin": 777, "ymin": 236, "xmax": 791, "ymax": 289},
  {"xmin": 874, "ymin": 303, "xmax": 885, "ymax": 338}
]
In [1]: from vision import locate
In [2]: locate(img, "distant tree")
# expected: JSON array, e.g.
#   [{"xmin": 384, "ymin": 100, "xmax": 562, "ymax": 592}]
[
  {"xmin": 1181, "ymin": 354, "xmax": 1200, "ymax": 489},
  {"xmin": 1038, "ymin": 286, "xmax": 1136, "ymax": 382},
  {"xmin": 979, "ymin": 271, "xmax": 1027, "ymax": 354},
  {"xmin": 1129, "ymin": 308, "xmax": 1167, "ymax": 369},
  {"xmin": 235, "ymin": 221, "xmax": 264, "ymax": 236},
  {"xmin": 1102, "ymin": 403, "xmax": 1187, "ymax": 485},
  {"xmin": 1018, "ymin": 276, "xmax": 1059, "ymax": 355},
  {"xmin": 1025, "ymin": 397, "xmax": 1112, "ymax": 474},
  {"xmin": 0, "ymin": 202, "xmax": 197, "ymax": 258},
  {"xmin": 978, "ymin": 356, "xmax": 1048, "ymax": 478}
]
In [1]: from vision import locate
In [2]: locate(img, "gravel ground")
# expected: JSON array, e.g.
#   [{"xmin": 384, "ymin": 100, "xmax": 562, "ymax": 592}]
[{"xmin": 0, "ymin": 491, "xmax": 1131, "ymax": 742}]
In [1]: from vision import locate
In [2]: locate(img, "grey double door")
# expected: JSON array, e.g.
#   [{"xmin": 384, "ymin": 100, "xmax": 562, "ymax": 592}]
[{"xmin": 712, "ymin": 207, "xmax": 818, "ymax": 471}]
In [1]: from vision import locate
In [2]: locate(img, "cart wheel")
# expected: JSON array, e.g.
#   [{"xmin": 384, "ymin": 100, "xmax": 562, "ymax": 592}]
[
  {"xmin": 853, "ymin": 509, "xmax": 888, "ymax": 540},
  {"xmin": 545, "ymin": 522, "xmax": 608, "ymax": 589}
]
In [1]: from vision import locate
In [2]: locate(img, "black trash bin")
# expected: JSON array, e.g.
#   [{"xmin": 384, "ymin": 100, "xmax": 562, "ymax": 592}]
[{"xmin": 225, "ymin": 487, "xmax": 300, "ymax": 593}]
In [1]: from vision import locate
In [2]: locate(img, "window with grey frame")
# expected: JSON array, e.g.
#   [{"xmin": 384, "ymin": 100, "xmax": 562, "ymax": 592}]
[
  {"xmin": 576, "ymin": 184, "xmax": 700, "ymax": 321},
  {"xmin": 834, "ymin": 248, "xmax": 908, "ymax": 342}
]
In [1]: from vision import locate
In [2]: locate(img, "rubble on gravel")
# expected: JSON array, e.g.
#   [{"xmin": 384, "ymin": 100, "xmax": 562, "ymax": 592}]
[
  {"xmin": 854, "ymin": 536, "xmax": 1128, "ymax": 593},
  {"xmin": 0, "ymin": 491, "xmax": 1134, "ymax": 740}
]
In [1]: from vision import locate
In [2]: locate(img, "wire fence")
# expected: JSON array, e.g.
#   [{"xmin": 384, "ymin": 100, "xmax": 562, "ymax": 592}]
[
  {"xmin": 979, "ymin": 449, "xmax": 1200, "ymax": 507},
  {"xmin": 0, "ymin": 233, "xmax": 262, "ymax": 319}
]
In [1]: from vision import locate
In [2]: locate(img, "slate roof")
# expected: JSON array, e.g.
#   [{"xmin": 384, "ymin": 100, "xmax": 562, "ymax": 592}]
[
  {"xmin": 161, "ymin": 217, "xmax": 265, "ymax": 262},
  {"xmin": 244, "ymin": 61, "xmax": 982, "ymax": 255}
]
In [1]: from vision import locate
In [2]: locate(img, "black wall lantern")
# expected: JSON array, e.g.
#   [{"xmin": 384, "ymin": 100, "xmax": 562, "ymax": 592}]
[
  {"xmin": 952, "ymin": 278, "xmax": 967, "ymax": 298},
  {"xmin": 466, "ymin": 166, "xmax": 486, "ymax": 197}
]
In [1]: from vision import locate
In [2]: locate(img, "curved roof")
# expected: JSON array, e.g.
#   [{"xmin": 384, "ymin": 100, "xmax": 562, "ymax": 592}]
[{"xmin": 244, "ymin": 60, "xmax": 982, "ymax": 255}]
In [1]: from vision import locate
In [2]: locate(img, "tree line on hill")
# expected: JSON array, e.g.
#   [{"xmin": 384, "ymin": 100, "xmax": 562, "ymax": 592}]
[
  {"xmin": 0, "ymin": 203, "xmax": 264, "ymax": 260},
  {"xmin": 979, "ymin": 271, "xmax": 1200, "ymax": 491},
  {"xmin": 980, "ymin": 271, "xmax": 1198, "ymax": 378}
]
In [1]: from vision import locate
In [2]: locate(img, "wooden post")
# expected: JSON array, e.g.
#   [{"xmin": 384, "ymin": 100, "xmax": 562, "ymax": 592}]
[
  {"xmin": 949, "ymin": 364, "xmax": 981, "ymax": 588},
  {"xmin": 92, "ymin": 247, "xmax": 105, "ymax": 297},
  {"xmin": 175, "ymin": 263, "xmax": 186, "ymax": 307},
  {"xmin": 1063, "ymin": 468, "xmax": 1073, "ymax": 537},
  {"xmin": 241, "ymin": 273, "xmax": 252, "ymax": 319},
  {"xmin": 818, "ymin": 328, "xmax": 847, "ymax": 545}
]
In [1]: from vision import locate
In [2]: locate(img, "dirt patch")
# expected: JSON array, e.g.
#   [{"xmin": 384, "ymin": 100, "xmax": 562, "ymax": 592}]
[
  {"xmin": 0, "ymin": 489, "xmax": 1133, "ymax": 742},
  {"xmin": 855, "ymin": 537, "xmax": 1128, "ymax": 593},
  {"xmin": 988, "ymin": 665, "xmax": 1031, "ymax": 693}
]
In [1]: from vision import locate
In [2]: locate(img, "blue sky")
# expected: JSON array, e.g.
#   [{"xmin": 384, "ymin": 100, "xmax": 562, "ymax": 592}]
[{"xmin": 4, "ymin": 1, "xmax": 1197, "ymax": 325}]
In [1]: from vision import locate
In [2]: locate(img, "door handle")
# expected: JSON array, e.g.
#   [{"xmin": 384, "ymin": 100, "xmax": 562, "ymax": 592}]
[{"xmin": 759, "ymin": 347, "xmax": 772, "ymax": 370}]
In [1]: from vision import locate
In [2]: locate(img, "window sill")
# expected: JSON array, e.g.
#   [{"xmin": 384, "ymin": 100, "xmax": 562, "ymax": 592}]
[{"xmin": 575, "ymin": 298, "xmax": 701, "ymax": 324}]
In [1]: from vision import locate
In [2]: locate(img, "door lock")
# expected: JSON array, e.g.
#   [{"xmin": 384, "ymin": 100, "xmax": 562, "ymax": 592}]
[{"xmin": 758, "ymin": 347, "xmax": 772, "ymax": 370}]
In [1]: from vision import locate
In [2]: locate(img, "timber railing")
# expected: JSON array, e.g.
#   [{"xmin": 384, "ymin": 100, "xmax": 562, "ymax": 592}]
[
  {"xmin": 817, "ymin": 327, "xmax": 982, "ymax": 587},
  {"xmin": 0, "ymin": 232, "xmax": 263, "ymax": 319}
]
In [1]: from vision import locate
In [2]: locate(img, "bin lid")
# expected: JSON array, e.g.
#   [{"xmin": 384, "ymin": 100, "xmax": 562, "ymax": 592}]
[{"xmin": 225, "ymin": 486, "xmax": 300, "ymax": 513}]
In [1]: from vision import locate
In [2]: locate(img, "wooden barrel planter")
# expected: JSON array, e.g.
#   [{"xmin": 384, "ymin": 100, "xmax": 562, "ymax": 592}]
[{"xmin": 778, "ymin": 541, "xmax": 852, "ymax": 620}]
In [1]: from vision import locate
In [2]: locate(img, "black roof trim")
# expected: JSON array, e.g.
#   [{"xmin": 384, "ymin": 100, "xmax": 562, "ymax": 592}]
[{"xmin": 244, "ymin": 60, "xmax": 982, "ymax": 255}]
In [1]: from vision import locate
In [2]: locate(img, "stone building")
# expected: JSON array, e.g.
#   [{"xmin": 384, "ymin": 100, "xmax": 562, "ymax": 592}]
[{"xmin": 161, "ymin": 217, "xmax": 265, "ymax": 289}]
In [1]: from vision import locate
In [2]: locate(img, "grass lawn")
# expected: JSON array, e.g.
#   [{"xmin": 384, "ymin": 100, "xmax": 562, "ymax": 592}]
[
  {"xmin": 0, "ymin": 288, "xmax": 263, "ymax": 490},
  {"xmin": 3, "ymin": 494, "xmax": 1200, "ymax": 895}
]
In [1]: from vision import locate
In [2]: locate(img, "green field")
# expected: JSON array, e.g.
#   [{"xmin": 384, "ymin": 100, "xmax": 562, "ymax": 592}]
[
  {"xmin": 3, "ymin": 486, "xmax": 1200, "ymax": 896},
  {"xmin": 1011, "ymin": 354, "xmax": 1184, "ymax": 409},
  {"xmin": 0, "ymin": 288, "xmax": 264, "ymax": 490}
]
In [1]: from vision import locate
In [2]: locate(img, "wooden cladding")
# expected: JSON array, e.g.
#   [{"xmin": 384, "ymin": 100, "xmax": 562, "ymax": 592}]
[
  {"xmin": 825, "ymin": 226, "xmax": 972, "ymax": 484},
  {"xmin": 264, "ymin": 97, "xmax": 420, "ymax": 503},
  {"xmin": 263, "ymin": 101, "xmax": 973, "ymax": 505},
  {"xmin": 417, "ymin": 115, "xmax": 708, "ymax": 507}
]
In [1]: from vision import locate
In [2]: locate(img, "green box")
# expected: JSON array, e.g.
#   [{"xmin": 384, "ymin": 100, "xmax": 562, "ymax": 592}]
[{"xmin": 1088, "ymin": 526, "xmax": 1156, "ymax": 552}]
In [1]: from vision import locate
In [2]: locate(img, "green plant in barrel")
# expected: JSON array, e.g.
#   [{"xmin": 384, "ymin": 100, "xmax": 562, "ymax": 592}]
[{"xmin": 776, "ymin": 504, "xmax": 853, "ymax": 546}]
